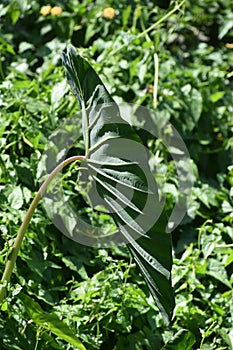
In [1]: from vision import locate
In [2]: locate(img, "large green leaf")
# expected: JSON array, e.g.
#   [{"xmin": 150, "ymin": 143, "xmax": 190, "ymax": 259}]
[{"xmin": 61, "ymin": 45, "xmax": 174, "ymax": 323}]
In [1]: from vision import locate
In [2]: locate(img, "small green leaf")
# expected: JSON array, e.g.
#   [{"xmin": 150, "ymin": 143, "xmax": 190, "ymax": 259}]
[
  {"xmin": 218, "ymin": 15, "xmax": 233, "ymax": 39},
  {"xmin": 225, "ymin": 251, "xmax": 233, "ymax": 267},
  {"xmin": 8, "ymin": 186, "xmax": 24, "ymax": 209},
  {"xmin": 10, "ymin": 9, "xmax": 20, "ymax": 24},
  {"xmin": 51, "ymin": 80, "xmax": 68, "ymax": 110},
  {"xmin": 163, "ymin": 329, "xmax": 196, "ymax": 349},
  {"xmin": 190, "ymin": 88, "xmax": 203, "ymax": 123},
  {"xmin": 211, "ymin": 91, "xmax": 225, "ymax": 103},
  {"xmin": 1, "ymin": 301, "xmax": 8, "ymax": 311},
  {"xmin": 20, "ymin": 293, "xmax": 86, "ymax": 350},
  {"xmin": 207, "ymin": 258, "xmax": 232, "ymax": 288},
  {"xmin": 122, "ymin": 5, "xmax": 132, "ymax": 28}
]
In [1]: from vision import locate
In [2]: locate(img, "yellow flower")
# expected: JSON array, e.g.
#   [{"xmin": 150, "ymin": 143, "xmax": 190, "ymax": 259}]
[
  {"xmin": 51, "ymin": 6, "xmax": 63, "ymax": 16},
  {"xmin": 226, "ymin": 43, "xmax": 233, "ymax": 49},
  {"xmin": 102, "ymin": 7, "xmax": 115, "ymax": 19},
  {"xmin": 40, "ymin": 5, "xmax": 52, "ymax": 16}
]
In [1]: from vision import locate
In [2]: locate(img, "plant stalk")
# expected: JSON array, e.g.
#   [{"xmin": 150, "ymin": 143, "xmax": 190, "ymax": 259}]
[
  {"xmin": 153, "ymin": 53, "xmax": 159, "ymax": 108},
  {"xmin": 0, "ymin": 155, "xmax": 85, "ymax": 304}
]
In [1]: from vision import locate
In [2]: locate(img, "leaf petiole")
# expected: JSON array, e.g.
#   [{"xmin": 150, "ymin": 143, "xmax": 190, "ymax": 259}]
[{"xmin": 0, "ymin": 155, "xmax": 86, "ymax": 304}]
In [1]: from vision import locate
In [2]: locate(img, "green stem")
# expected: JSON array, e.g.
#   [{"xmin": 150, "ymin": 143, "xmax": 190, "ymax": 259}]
[
  {"xmin": 153, "ymin": 53, "xmax": 159, "ymax": 108},
  {"xmin": 110, "ymin": 0, "xmax": 186, "ymax": 57},
  {"xmin": 0, "ymin": 52, "xmax": 4, "ymax": 80},
  {"xmin": 216, "ymin": 244, "xmax": 233, "ymax": 248},
  {"xmin": 0, "ymin": 155, "xmax": 85, "ymax": 304}
]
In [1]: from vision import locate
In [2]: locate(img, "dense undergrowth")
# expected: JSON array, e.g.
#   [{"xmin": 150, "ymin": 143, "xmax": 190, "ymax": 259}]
[{"xmin": 0, "ymin": 0, "xmax": 232, "ymax": 349}]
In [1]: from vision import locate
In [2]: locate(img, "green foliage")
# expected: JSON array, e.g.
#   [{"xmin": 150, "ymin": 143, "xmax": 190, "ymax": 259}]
[
  {"xmin": 20, "ymin": 293, "xmax": 86, "ymax": 350},
  {"xmin": 0, "ymin": 0, "xmax": 232, "ymax": 349}
]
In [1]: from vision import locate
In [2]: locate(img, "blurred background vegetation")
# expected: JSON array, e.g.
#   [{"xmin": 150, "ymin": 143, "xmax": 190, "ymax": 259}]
[{"xmin": 0, "ymin": 0, "xmax": 232, "ymax": 349}]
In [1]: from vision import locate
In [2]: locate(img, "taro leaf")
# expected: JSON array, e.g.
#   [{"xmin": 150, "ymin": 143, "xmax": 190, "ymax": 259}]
[{"xmin": 61, "ymin": 45, "xmax": 174, "ymax": 323}]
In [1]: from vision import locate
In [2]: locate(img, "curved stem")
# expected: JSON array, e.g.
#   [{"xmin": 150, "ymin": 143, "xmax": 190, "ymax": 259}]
[{"xmin": 0, "ymin": 155, "xmax": 86, "ymax": 304}]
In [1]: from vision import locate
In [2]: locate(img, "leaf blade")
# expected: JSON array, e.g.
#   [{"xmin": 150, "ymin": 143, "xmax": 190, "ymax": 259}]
[{"xmin": 61, "ymin": 45, "xmax": 175, "ymax": 322}]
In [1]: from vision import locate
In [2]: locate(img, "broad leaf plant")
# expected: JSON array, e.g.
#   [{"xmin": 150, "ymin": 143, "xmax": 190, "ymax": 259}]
[{"xmin": 0, "ymin": 46, "xmax": 175, "ymax": 337}]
